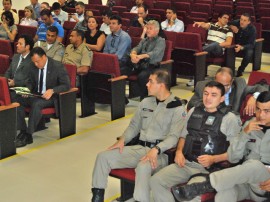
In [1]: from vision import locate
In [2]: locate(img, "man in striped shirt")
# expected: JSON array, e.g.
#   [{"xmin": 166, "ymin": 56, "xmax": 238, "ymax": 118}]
[{"xmin": 193, "ymin": 12, "xmax": 233, "ymax": 57}]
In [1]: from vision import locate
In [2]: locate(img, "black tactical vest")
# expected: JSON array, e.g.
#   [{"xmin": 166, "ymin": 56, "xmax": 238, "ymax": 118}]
[{"xmin": 183, "ymin": 104, "xmax": 231, "ymax": 163}]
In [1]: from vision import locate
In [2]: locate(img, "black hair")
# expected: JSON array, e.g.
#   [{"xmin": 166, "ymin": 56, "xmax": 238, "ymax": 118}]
[
  {"xmin": 167, "ymin": 7, "xmax": 177, "ymax": 14},
  {"xmin": 47, "ymin": 25, "xmax": 59, "ymax": 35},
  {"xmin": 72, "ymin": 29, "xmax": 85, "ymax": 41},
  {"xmin": 19, "ymin": 34, "xmax": 34, "ymax": 50},
  {"xmin": 30, "ymin": 47, "xmax": 46, "ymax": 57},
  {"xmin": 40, "ymin": 9, "xmax": 52, "ymax": 17},
  {"xmin": 152, "ymin": 69, "xmax": 171, "ymax": 91},
  {"xmin": 102, "ymin": 9, "xmax": 113, "ymax": 17},
  {"xmin": 257, "ymin": 91, "xmax": 270, "ymax": 103},
  {"xmin": 3, "ymin": 0, "xmax": 12, "ymax": 4},
  {"xmin": 1, "ymin": 10, "xmax": 14, "ymax": 26},
  {"xmin": 205, "ymin": 81, "xmax": 225, "ymax": 96},
  {"xmin": 218, "ymin": 12, "xmax": 230, "ymax": 19},
  {"xmin": 242, "ymin": 13, "xmax": 252, "ymax": 22},
  {"xmin": 75, "ymin": 1, "xmax": 85, "ymax": 8},
  {"xmin": 138, "ymin": 4, "xmax": 148, "ymax": 13},
  {"xmin": 52, "ymin": 2, "xmax": 61, "ymax": 10},
  {"xmin": 110, "ymin": 15, "xmax": 122, "ymax": 25},
  {"xmin": 215, "ymin": 67, "xmax": 233, "ymax": 80}
]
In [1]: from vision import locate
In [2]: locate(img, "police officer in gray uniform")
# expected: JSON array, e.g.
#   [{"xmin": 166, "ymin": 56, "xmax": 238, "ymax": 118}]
[
  {"xmin": 34, "ymin": 26, "xmax": 65, "ymax": 62},
  {"xmin": 91, "ymin": 69, "xmax": 187, "ymax": 202},
  {"xmin": 173, "ymin": 91, "xmax": 270, "ymax": 202},
  {"xmin": 150, "ymin": 81, "xmax": 242, "ymax": 202}
]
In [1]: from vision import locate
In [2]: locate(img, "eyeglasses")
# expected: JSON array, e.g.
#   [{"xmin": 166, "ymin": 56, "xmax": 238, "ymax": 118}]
[{"xmin": 256, "ymin": 107, "xmax": 270, "ymax": 114}]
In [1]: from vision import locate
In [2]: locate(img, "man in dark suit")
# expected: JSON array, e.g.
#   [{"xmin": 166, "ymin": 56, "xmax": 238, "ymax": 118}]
[
  {"xmin": 188, "ymin": 67, "xmax": 267, "ymax": 113},
  {"xmin": 5, "ymin": 34, "xmax": 34, "ymax": 89},
  {"xmin": 15, "ymin": 47, "xmax": 70, "ymax": 147}
]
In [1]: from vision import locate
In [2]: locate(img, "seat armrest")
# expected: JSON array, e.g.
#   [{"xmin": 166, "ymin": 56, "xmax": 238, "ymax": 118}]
[
  {"xmin": 109, "ymin": 75, "xmax": 128, "ymax": 82},
  {"xmin": 159, "ymin": 59, "xmax": 174, "ymax": 65},
  {"xmin": 59, "ymin": 88, "xmax": 78, "ymax": 95},
  {"xmin": 194, "ymin": 51, "xmax": 208, "ymax": 56},
  {"xmin": 0, "ymin": 102, "xmax": 20, "ymax": 111},
  {"xmin": 256, "ymin": 38, "xmax": 264, "ymax": 43}
]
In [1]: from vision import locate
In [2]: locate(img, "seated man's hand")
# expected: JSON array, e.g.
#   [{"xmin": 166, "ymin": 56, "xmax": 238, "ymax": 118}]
[
  {"xmin": 8, "ymin": 79, "xmax": 15, "ymax": 87},
  {"xmin": 244, "ymin": 96, "xmax": 256, "ymax": 116},
  {"xmin": 42, "ymin": 89, "xmax": 54, "ymax": 100},
  {"xmin": 235, "ymin": 44, "xmax": 242, "ymax": 53},
  {"xmin": 107, "ymin": 137, "xmax": 125, "ymax": 153},
  {"xmin": 174, "ymin": 151, "xmax": 185, "ymax": 167},
  {"xmin": 197, "ymin": 155, "xmax": 215, "ymax": 167},
  {"xmin": 230, "ymin": 25, "xmax": 239, "ymax": 33},
  {"xmin": 243, "ymin": 119, "xmax": 265, "ymax": 134},
  {"xmin": 138, "ymin": 17, "xmax": 145, "ymax": 26},
  {"xmin": 131, "ymin": 55, "xmax": 140, "ymax": 64},
  {"xmin": 141, "ymin": 148, "xmax": 159, "ymax": 169},
  {"xmin": 260, "ymin": 178, "xmax": 270, "ymax": 192},
  {"xmin": 77, "ymin": 66, "xmax": 89, "ymax": 75}
]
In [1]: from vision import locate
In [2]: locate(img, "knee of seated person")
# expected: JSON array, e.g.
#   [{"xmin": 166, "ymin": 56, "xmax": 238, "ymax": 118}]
[
  {"xmin": 96, "ymin": 150, "xmax": 111, "ymax": 162},
  {"xmin": 244, "ymin": 48, "xmax": 254, "ymax": 56},
  {"xmin": 135, "ymin": 161, "xmax": 152, "ymax": 174},
  {"xmin": 245, "ymin": 159, "xmax": 266, "ymax": 171},
  {"xmin": 150, "ymin": 172, "xmax": 165, "ymax": 187}
]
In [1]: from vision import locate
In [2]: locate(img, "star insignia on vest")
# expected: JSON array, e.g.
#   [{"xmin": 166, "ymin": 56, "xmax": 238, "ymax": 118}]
[{"xmin": 166, "ymin": 96, "xmax": 183, "ymax": 108}]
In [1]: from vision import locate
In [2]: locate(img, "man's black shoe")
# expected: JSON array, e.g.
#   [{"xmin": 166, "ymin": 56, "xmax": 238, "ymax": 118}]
[
  {"xmin": 91, "ymin": 188, "xmax": 104, "ymax": 202},
  {"xmin": 172, "ymin": 178, "xmax": 214, "ymax": 201},
  {"xmin": 15, "ymin": 133, "xmax": 33, "ymax": 148},
  {"xmin": 16, "ymin": 131, "xmax": 26, "ymax": 139}
]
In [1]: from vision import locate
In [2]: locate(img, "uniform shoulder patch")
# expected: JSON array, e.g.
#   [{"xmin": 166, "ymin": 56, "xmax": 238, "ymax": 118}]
[
  {"xmin": 85, "ymin": 45, "xmax": 91, "ymax": 51},
  {"xmin": 166, "ymin": 97, "xmax": 183, "ymax": 108},
  {"xmin": 58, "ymin": 42, "xmax": 64, "ymax": 47}
]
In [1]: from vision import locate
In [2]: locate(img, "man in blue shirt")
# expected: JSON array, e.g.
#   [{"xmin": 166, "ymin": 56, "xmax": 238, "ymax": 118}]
[
  {"xmin": 34, "ymin": 9, "xmax": 64, "ymax": 43},
  {"xmin": 103, "ymin": 15, "xmax": 131, "ymax": 75},
  {"xmin": 29, "ymin": 0, "xmax": 41, "ymax": 19}
]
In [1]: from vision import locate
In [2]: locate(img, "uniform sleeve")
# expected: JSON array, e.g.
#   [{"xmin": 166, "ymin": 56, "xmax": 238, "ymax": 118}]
[
  {"xmin": 53, "ymin": 45, "xmax": 65, "ymax": 62},
  {"xmin": 221, "ymin": 112, "xmax": 242, "ymax": 142},
  {"xmin": 156, "ymin": 106, "xmax": 187, "ymax": 152},
  {"xmin": 80, "ymin": 48, "xmax": 93, "ymax": 67}
]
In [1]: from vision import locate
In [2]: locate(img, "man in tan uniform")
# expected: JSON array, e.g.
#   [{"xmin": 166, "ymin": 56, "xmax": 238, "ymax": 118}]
[
  {"xmin": 62, "ymin": 29, "xmax": 92, "ymax": 75},
  {"xmin": 34, "ymin": 26, "xmax": 65, "ymax": 62}
]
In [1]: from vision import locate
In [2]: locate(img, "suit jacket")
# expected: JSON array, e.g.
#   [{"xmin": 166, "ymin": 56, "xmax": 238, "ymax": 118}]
[
  {"xmin": 4, "ymin": 53, "xmax": 34, "ymax": 87},
  {"xmin": 188, "ymin": 78, "xmax": 247, "ymax": 112}
]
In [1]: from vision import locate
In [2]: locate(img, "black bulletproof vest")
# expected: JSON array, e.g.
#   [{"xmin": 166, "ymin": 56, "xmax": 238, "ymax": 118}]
[{"xmin": 183, "ymin": 105, "xmax": 230, "ymax": 163}]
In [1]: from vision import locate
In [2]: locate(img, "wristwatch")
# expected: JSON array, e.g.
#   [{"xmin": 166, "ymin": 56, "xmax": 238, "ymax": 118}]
[{"xmin": 154, "ymin": 146, "xmax": 161, "ymax": 155}]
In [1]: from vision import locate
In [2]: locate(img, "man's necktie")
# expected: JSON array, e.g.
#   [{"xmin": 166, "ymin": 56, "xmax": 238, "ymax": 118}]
[
  {"xmin": 39, "ymin": 68, "xmax": 44, "ymax": 94},
  {"xmin": 14, "ymin": 56, "xmax": 25, "ymax": 78}
]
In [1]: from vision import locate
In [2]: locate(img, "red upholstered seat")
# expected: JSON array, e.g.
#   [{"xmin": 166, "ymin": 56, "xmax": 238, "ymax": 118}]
[
  {"xmin": 0, "ymin": 39, "xmax": 14, "ymax": 59},
  {"xmin": 128, "ymin": 27, "xmax": 143, "ymax": 38},
  {"xmin": 0, "ymin": 77, "xmax": 11, "ymax": 105},
  {"xmin": 16, "ymin": 25, "xmax": 37, "ymax": 40},
  {"xmin": 110, "ymin": 168, "xmax": 135, "ymax": 181},
  {"xmin": 0, "ymin": 54, "xmax": 10, "ymax": 75}
]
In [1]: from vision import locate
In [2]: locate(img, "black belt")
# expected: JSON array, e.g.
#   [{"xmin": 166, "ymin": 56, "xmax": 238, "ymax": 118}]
[{"xmin": 138, "ymin": 140, "xmax": 162, "ymax": 148}]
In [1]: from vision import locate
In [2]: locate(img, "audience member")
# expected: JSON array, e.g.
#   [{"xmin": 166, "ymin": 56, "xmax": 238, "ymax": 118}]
[
  {"xmin": 5, "ymin": 35, "xmax": 34, "ymax": 89},
  {"xmin": 91, "ymin": 69, "xmax": 187, "ymax": 202},
  {"xmin": 187, "ymin": 67, "xmax": 267, "ymax": 113},
  {"xmin": 172, "ymin": 91, "xmax": 270, "ymax": 202},
  {"xmin": 69, "ymin": 1, "xmax": 85, "ymax": 23},
  {"xmin": 99, "ymin": 10, "xmax": 112, "ymax": 35},
  {"xmin": 0, "ymin": 10, "xmax": 17, "ymax": 41},
  {"xmin": 0, "ymin": 0, "xmax": 19, "ymax": 24},
  {"xmin": 103, "ymin": 15, "xmax": 131, "ymax": 74},
  {"xmin": 161, "ymin": 7, "xmax": 184, "ymax": 32},
  {"xmin": 62, "ymin": 29, "xmax": 93, "ymax": 75},
  {"xmin": 34, "ymin": 9, "xmax": 64, "ymax": 42},
  {"xmin": 34, "ymin": 26, "xmax": 65, "ymax": 62},
  {"xmin": 193, "ymin": 12, "xmax": 233, "ymax": 57},
  {"xmin": 29, "ymin": 0, "xmax": 40, "ymax": 19},
  {"xmin": 58, "ymin": 0, "xmax": 77, "ymax": 12},
  {"xmin": 74, "ymin": 10, "xmax": 93, "ymax": 32},
  {"xmin": 15, "ymin": 47, "xmax": 70, "ymax": 148},
  {"xmin": 84, "ymin": 16, "xmax": 105, "ymax": 52},
  {"xmin": 129, "ymin": 20, "xmax": 165, "ymax": 100},
  {"xmin": 131, "ymin": 5, "xmax": 151, "ymax": 28},
  {"xmin": 151, "ymin": 81, "xmax": 241, "ymax": 202},
  {"xmin": 40, "ymin": 1, "xmax": 49, "ymax": 11},
  {"xmin": 51, "ymin": 2, "xmax": 68, "ymax": 25},
  {"xmin": 130, "ymin": 0, "xmax": 145, "ymax": 13},
  {"xmin": 229, "ymin": 13, "xmax": 256, "ymax": 77},
  {"xmin": 20, "ymin": 6, "xmax": 38, "ymax": 27}
]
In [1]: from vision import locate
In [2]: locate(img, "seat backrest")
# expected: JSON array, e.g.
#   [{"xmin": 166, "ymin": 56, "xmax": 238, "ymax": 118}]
[
  {"xmin": 131, "ymin": 37, "xmax": 141, "ymax": 48},
  {"xmin": 154, "ymin": 1, "xmax": 171, "ymax": 9},
  {"xmin": 175, "ymin": 32, "xmax": 203, "ymax": 52},
  {"xmin": 163, "ymin": 40, "xmax": 172, "ymax": 61},
  {"xmin": 0, "ymin": 39, "xmax": 14, "ymax": 58},
  {"xmin": 261, "ymin": 17, "xmax": 270, "ymax": 30},
  {"xmin": 0, "ymin": 54, "xmax": 10, "ymax": 75},
  {"xmin": 148, "ymin": 8, "xmax": 166, "ymax": 21},
  {"xmin": 64, "ymin": 64, "xmax": 77, "ymax": 88},
  {"xmin": 121, "ymin": 12, "xmax": 137, "ymax": 21},
  {"xmin": 235, "ymin": 6, "xmax": 255, "ymax": 16},
  {"xmin": 248, "ymin": 71, "xmax": 270, "ymax": 86},
  {"xmin": 63, "ymin": 21, "xmax": 77, "ymax": 31},
  {"xmin": 128, "ymin": 26, "xmax": 143, "ymax": 37},
  {"xmin": 17, "ymin": 25, "xmax": 37, "ymax": 40},
  {"xmin": 91, "ymin": 52, "xmax": 120, "ymax": 77},
  {"xmin": 192, "ymin": 3, "xmax": 212, "ymax": 14},
  {"xmin": 0, "ymin": 77, "xmax": 11, "ymax": 105},
  {"xmin": 112, "ymin": 6, "xmax": 128, "ymax": 15},
  {"xmin": 185, "ymin": 24, "xmax": 208, "ymax": 43},
  {"xmin": 253, "ymin": 22, "xmax": 262, "ymax": 39},
  {"xmin": 163, "ymin": 30, "xmax": 177, "ymax": 49},
  {"xmin": 174, "ymin": 2, "xmax": 191, "ymax": 14},
  {"xmin": 121, "ymin": 18, "xmax": 130, "ymax": 27}
]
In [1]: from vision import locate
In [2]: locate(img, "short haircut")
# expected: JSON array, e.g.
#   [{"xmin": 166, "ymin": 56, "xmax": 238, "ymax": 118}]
[
  {"xmin": 167, "ymin": 7, "xmax": 177, "ymax": 14},
  {"xmin": 72, "ymin": 29, "xmax": 85, "ymax": 41},
  {"xmin": 41, "ymin": 2, "xmax": 50, "ymax": 8},
  {"xmin": 257, "ymin": 91, "xmax": 270, "ymax": 103},
  {"xmin": 87, "ymin": 16, "xmax": 99, "ymax": 30},
  {"xmin": 218, "ymin": 12, "xmax": 230, "ymax": 19},
  {"xmin": 47, "ymin": 25, "xmax": 59, "ymax": 35},
  {"xmin": 19, "ymin": 34, "xmax": 34, "ymax": 50},
  {"xmin": 215, "ymin": 67, "xmax": 233, "ymax": 81},
  {"xmin": 138, "ymin": 4, "xmax": 148, "ymax": 13},
  {"xmin": 147, "ymin": 20, "xmax": 160, "ymax": 31},
  {"xmin": 205, "ymin": 81, "xmax": 225, "ymax": 96},
  {"xmin": 52, "ymin": 2, "xmax": 61, "ymax": 10},
  {"xmin": 242, "ymin": 13, "xmax": 252, "ymax": 22},
  {"xmin": 24, "ymin": 6, "xmax": 36, "ymax": 20},
  {"xmin": 40, "ymin": 9, "xmax": 52, "ymax": 17},
  {"xmin": 30, "ymin": 47, "xmax": 46, "ymax": 57},
  {"xmin": 110, "ymin": 15, "xmax": 122, "ymax": 25},
  {"xmin": 75, "ymin": 1, "xmax": 85, "ymax": 8},
  {"xmin": 102, "ymin": 9, "xmax": 112, "ymax": 17},
  {"xmin": 1, "ymin": 10, "xmax": 14, "ymax": 26},
  {"xmin": 3, "ymin": 0, "xmax": 12, "ymax": 5},
  {"xmin": 152, "ymin": 69, "xmax": 171, "ymax": 91}
]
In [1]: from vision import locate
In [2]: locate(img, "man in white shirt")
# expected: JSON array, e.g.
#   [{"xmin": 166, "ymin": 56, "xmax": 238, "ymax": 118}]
[
  {"xmin": 161, "ymin": 7, "xmax": 184, "ymax": 32},
  {"xmin": 51, "ymin": 2, "xmax": 68, "ymax": 25},
  {"xmin": 69, "ymin": 1, "xmax": 84, "ymax": 22},
  {"xmin": 100, "ymin": 10, "xmax": 112, "ymax": 35},
  {"xmin": 130, "ymin": 0, "xmax": 144, "ymax": 13}
]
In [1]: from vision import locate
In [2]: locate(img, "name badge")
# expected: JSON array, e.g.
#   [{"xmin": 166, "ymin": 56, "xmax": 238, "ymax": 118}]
[{"xmin": 205, "ymin": 116, "xmax": 215, "ymax": 125}]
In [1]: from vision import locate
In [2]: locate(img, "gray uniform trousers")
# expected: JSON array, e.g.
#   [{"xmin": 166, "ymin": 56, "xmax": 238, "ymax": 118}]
[
  {"xmin": 92, "ymin": 145, "xmax": 168, "ymax": 202},
  {"xmin": 210, "ymin": 159, "xmax": 270, "ymax": 202},
  {"xmin": 150, "ymin": 161, "xmax": 208, "ymax": 202}
]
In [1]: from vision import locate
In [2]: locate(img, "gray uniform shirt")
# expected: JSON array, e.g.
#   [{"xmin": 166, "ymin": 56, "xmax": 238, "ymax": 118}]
[
  {"xmin": 121, "ymin": 94, "xmax": 187, "ymax": 153},
  {"xmin": 34, "ymin": 41, "xmax": 65, "ymax": 62}
]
